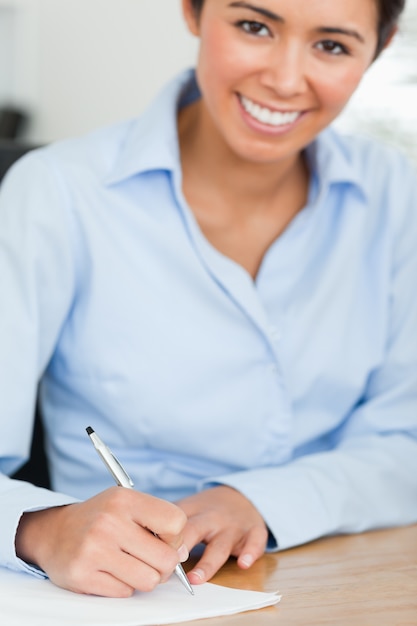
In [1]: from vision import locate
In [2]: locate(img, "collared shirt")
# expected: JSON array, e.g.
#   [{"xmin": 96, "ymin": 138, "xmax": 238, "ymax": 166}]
[{"xmin": 1, "ymin": 70, "xmax": 417, "ymax": 575}]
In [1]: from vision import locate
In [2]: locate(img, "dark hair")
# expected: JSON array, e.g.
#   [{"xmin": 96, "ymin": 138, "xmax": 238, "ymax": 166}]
[
  {"xmin": 375, "ymin": 0, "xmax": 406, "ymax": 55},
  {"xmin": 189, "ymin": 0, "xmax": 406, "ymax": 56}
]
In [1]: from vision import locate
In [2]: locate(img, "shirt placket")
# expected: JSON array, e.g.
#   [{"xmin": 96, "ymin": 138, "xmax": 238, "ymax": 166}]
[{"xmin": 171, "ymin": 170, "xmax": 295, "ymax": 465}]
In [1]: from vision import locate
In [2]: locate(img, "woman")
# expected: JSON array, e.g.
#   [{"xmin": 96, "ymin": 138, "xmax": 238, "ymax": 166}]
[{"xmin": 0, "ymin": 0, "xmax": 416, "ymax": 598}]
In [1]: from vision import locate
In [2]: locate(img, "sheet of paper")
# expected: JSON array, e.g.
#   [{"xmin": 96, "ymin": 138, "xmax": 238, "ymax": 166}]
[{"xmin": 0, "ymin": 568, "xmax": 280, "ymax": 626}]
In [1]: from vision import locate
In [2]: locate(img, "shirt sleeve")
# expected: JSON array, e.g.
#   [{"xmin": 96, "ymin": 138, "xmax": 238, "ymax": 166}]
[
  {"xmin": 202, "ymin": 157, "xmax": 417, "ymax": 550},
  {"xmin": 0, "ymin": 151, "xmax": 80, "ymax": 573}
]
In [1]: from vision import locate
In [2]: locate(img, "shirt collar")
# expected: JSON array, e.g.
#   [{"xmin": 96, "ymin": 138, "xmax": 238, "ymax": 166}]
[
  {"xmin": 105, "ymin": 68, "xmax": 367, "ymax": 201},
  {"xmin": 104, "ymin": 69, "xmax": 196, "ymax": 185},
  {"xmin": 306, "ymin": 127, "xmax": 368, "ymax": 199}
]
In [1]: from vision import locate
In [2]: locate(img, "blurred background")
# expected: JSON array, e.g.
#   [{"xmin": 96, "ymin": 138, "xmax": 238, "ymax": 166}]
[{"xmin": 0, "ymin": 0, "xmax": 416, "ymax": 165}]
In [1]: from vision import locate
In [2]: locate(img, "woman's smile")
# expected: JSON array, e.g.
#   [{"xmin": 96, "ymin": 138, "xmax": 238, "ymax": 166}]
[{"xmin": 238, "ymin": 93, "xmax": 305, "ymax": 134}]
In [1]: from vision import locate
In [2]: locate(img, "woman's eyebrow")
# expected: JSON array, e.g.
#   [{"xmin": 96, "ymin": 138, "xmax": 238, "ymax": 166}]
[
  {"xmin": 318, "ymin": 26, "xmax": 365, "ymax": 44},
  {"xmin": 228, "ymin": 1, "xmax": 283, "ymax": 22}
]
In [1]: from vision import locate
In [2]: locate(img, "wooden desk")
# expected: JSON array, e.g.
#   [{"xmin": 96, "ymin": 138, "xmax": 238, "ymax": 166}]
[{"xmin": 182, "ymin": 525, "xmax": 417, "ymax": 626}]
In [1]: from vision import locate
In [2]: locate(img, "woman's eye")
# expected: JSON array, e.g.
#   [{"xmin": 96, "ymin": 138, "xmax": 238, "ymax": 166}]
[
  {"xmin": 237, "ymin": 20, "xmax": 270, "ymax": 37},
  {"xmin": 316, "ymin": 40, "xmax": 348, "ymax": 55}
]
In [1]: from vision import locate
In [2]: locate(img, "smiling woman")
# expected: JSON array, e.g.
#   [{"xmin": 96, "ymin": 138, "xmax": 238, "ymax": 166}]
[{"xmin": 0, "ymin": 0, "xmax": 416, "ymax": 601}]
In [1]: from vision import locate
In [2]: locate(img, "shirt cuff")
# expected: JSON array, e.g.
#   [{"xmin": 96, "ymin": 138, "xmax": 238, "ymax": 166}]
[{"xmin": 0, "ymin": 478, "xmax": 79, "ymax": 576}]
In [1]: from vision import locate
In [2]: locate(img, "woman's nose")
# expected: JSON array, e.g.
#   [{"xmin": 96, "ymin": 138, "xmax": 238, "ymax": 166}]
[{"xmin": 260, "ymin": 41, "xmax": 308, "ymax": 98}]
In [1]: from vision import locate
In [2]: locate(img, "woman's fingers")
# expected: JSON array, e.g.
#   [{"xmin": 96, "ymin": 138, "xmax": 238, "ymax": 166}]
[
  {"xmin": 187, "ymin": 529, "xmax": 239, "ymax": 583},
  {"xmin": 187, "ymin": 524, "xmax": 268, "ymax": 583},
  {"xmin": 177, "ymin": 485, "xmax": 268, "ymax": 584},
  {"xmin": 236, "ymin": 524, "xmax": 269, "ymax": 569}
]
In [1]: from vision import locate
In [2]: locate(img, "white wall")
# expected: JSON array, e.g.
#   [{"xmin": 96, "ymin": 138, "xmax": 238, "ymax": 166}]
[
  {"xmin": 0, "ymin": 0, "xmax": 40, "ymax": 119},
  {"xmin": 0, "ymin": 6, "xmax": 15, "ymax": 102},
  {"xmin": 2, "ymin": 0, "xmax": 198, "ymax": 142}
]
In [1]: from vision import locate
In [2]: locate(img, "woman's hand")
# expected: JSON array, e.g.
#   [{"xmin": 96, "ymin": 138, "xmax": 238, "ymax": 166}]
[
  {"xmin": 15, "ymin": 487, "xmax": 189, "ymax": 597},
  {"xmin": 176, "ymin": 486, "xmax": 268, "ymax": 584}
]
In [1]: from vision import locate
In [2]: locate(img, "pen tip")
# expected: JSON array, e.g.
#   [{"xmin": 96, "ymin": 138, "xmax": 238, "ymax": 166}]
[{"xmin": 86, "ymin": 426, "xmax": 94, "ymax": 435}]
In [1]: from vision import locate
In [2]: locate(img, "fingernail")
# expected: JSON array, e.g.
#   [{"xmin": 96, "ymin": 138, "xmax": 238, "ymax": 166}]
[
  {"xmin": 177, "ymin": 544, "xmax": 189, "ymax": 563},
  {"xmin": 240, "ymin": 554, "xmax": 254, "ymax": 568},
  {"xmin": 190, "ymin": 568, "xmax": 204, "ymax": 581}
]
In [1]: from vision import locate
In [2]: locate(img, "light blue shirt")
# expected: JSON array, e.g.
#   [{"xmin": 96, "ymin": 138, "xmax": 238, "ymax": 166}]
[{"xmin": 1, "ymin": 70, "xmax": 417, "ymax": 575}]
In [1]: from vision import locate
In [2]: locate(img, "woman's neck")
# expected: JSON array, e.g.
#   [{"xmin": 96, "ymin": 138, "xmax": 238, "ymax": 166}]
[
  {"xmin": 178, "ymin": 99, "xmax": 310, "ymax": 279},
  {"xmin": 178, "ymin": 98, "xmax": 308, "ymax": 220}
]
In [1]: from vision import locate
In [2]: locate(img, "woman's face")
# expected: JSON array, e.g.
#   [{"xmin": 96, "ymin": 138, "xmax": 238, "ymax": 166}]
[{"xmin": 182, "ymin": 0, "xmax": 380, "ymax": 165}]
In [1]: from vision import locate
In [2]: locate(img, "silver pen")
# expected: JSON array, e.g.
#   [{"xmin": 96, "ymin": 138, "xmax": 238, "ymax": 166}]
[{"xmin": 86, "ymin": 426, "xmax": 194, "ymax": 595}]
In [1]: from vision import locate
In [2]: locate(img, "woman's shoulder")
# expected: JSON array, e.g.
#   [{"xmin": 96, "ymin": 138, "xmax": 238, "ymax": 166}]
[
  {"xmin": 324, "ymin": 126, "xmax": 416, "ymax": 182},
  {"xmin": 313, "ymin": 126, "xmax": 417, "ymax": 207},
  {"xmin": 36, "ymin": 118, "xmax": 139, "ymax": 180},
  {"xmin": 1, "ymin": 117, "xmax": 139, "ymax": 196},
  {"xmin": 321, "ymin": 128, "xmax": 417, "ymax": 244}
]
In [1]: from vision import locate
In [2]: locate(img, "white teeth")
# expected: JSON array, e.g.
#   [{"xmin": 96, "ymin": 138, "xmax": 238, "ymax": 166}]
[{"xmin": 240, "ymin": 95, "xmax": 300, "ymax": 127}]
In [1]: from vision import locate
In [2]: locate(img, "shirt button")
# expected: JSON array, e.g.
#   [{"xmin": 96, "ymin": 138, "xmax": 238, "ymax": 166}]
[{"xmin": 270, "ymin": 364, "xmax": 279, "ymax": 374}]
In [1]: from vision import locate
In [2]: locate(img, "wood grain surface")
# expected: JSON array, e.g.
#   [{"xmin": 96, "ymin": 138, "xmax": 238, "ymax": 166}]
[{"xmin": 178, "ymin": 525, "xmax": 417, "ymax": 626}]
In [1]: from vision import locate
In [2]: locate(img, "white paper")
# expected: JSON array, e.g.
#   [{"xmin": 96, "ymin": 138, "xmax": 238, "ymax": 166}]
[{"xmin": 0, "ymin": 568, "xmax": 280, "ymax": 625}]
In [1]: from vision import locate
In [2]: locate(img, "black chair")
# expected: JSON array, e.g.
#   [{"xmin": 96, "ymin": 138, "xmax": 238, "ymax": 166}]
[
  {"xmin": 0, "ymin": 139, "xmax": 51, "ymax": 489},
  {"xmin": 11, "ymin": 405, "xmax": 50, "ymax": 489},
  {"xmin": 0, "ymin": 107, "xmax": 27, "ymax": 140}
]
